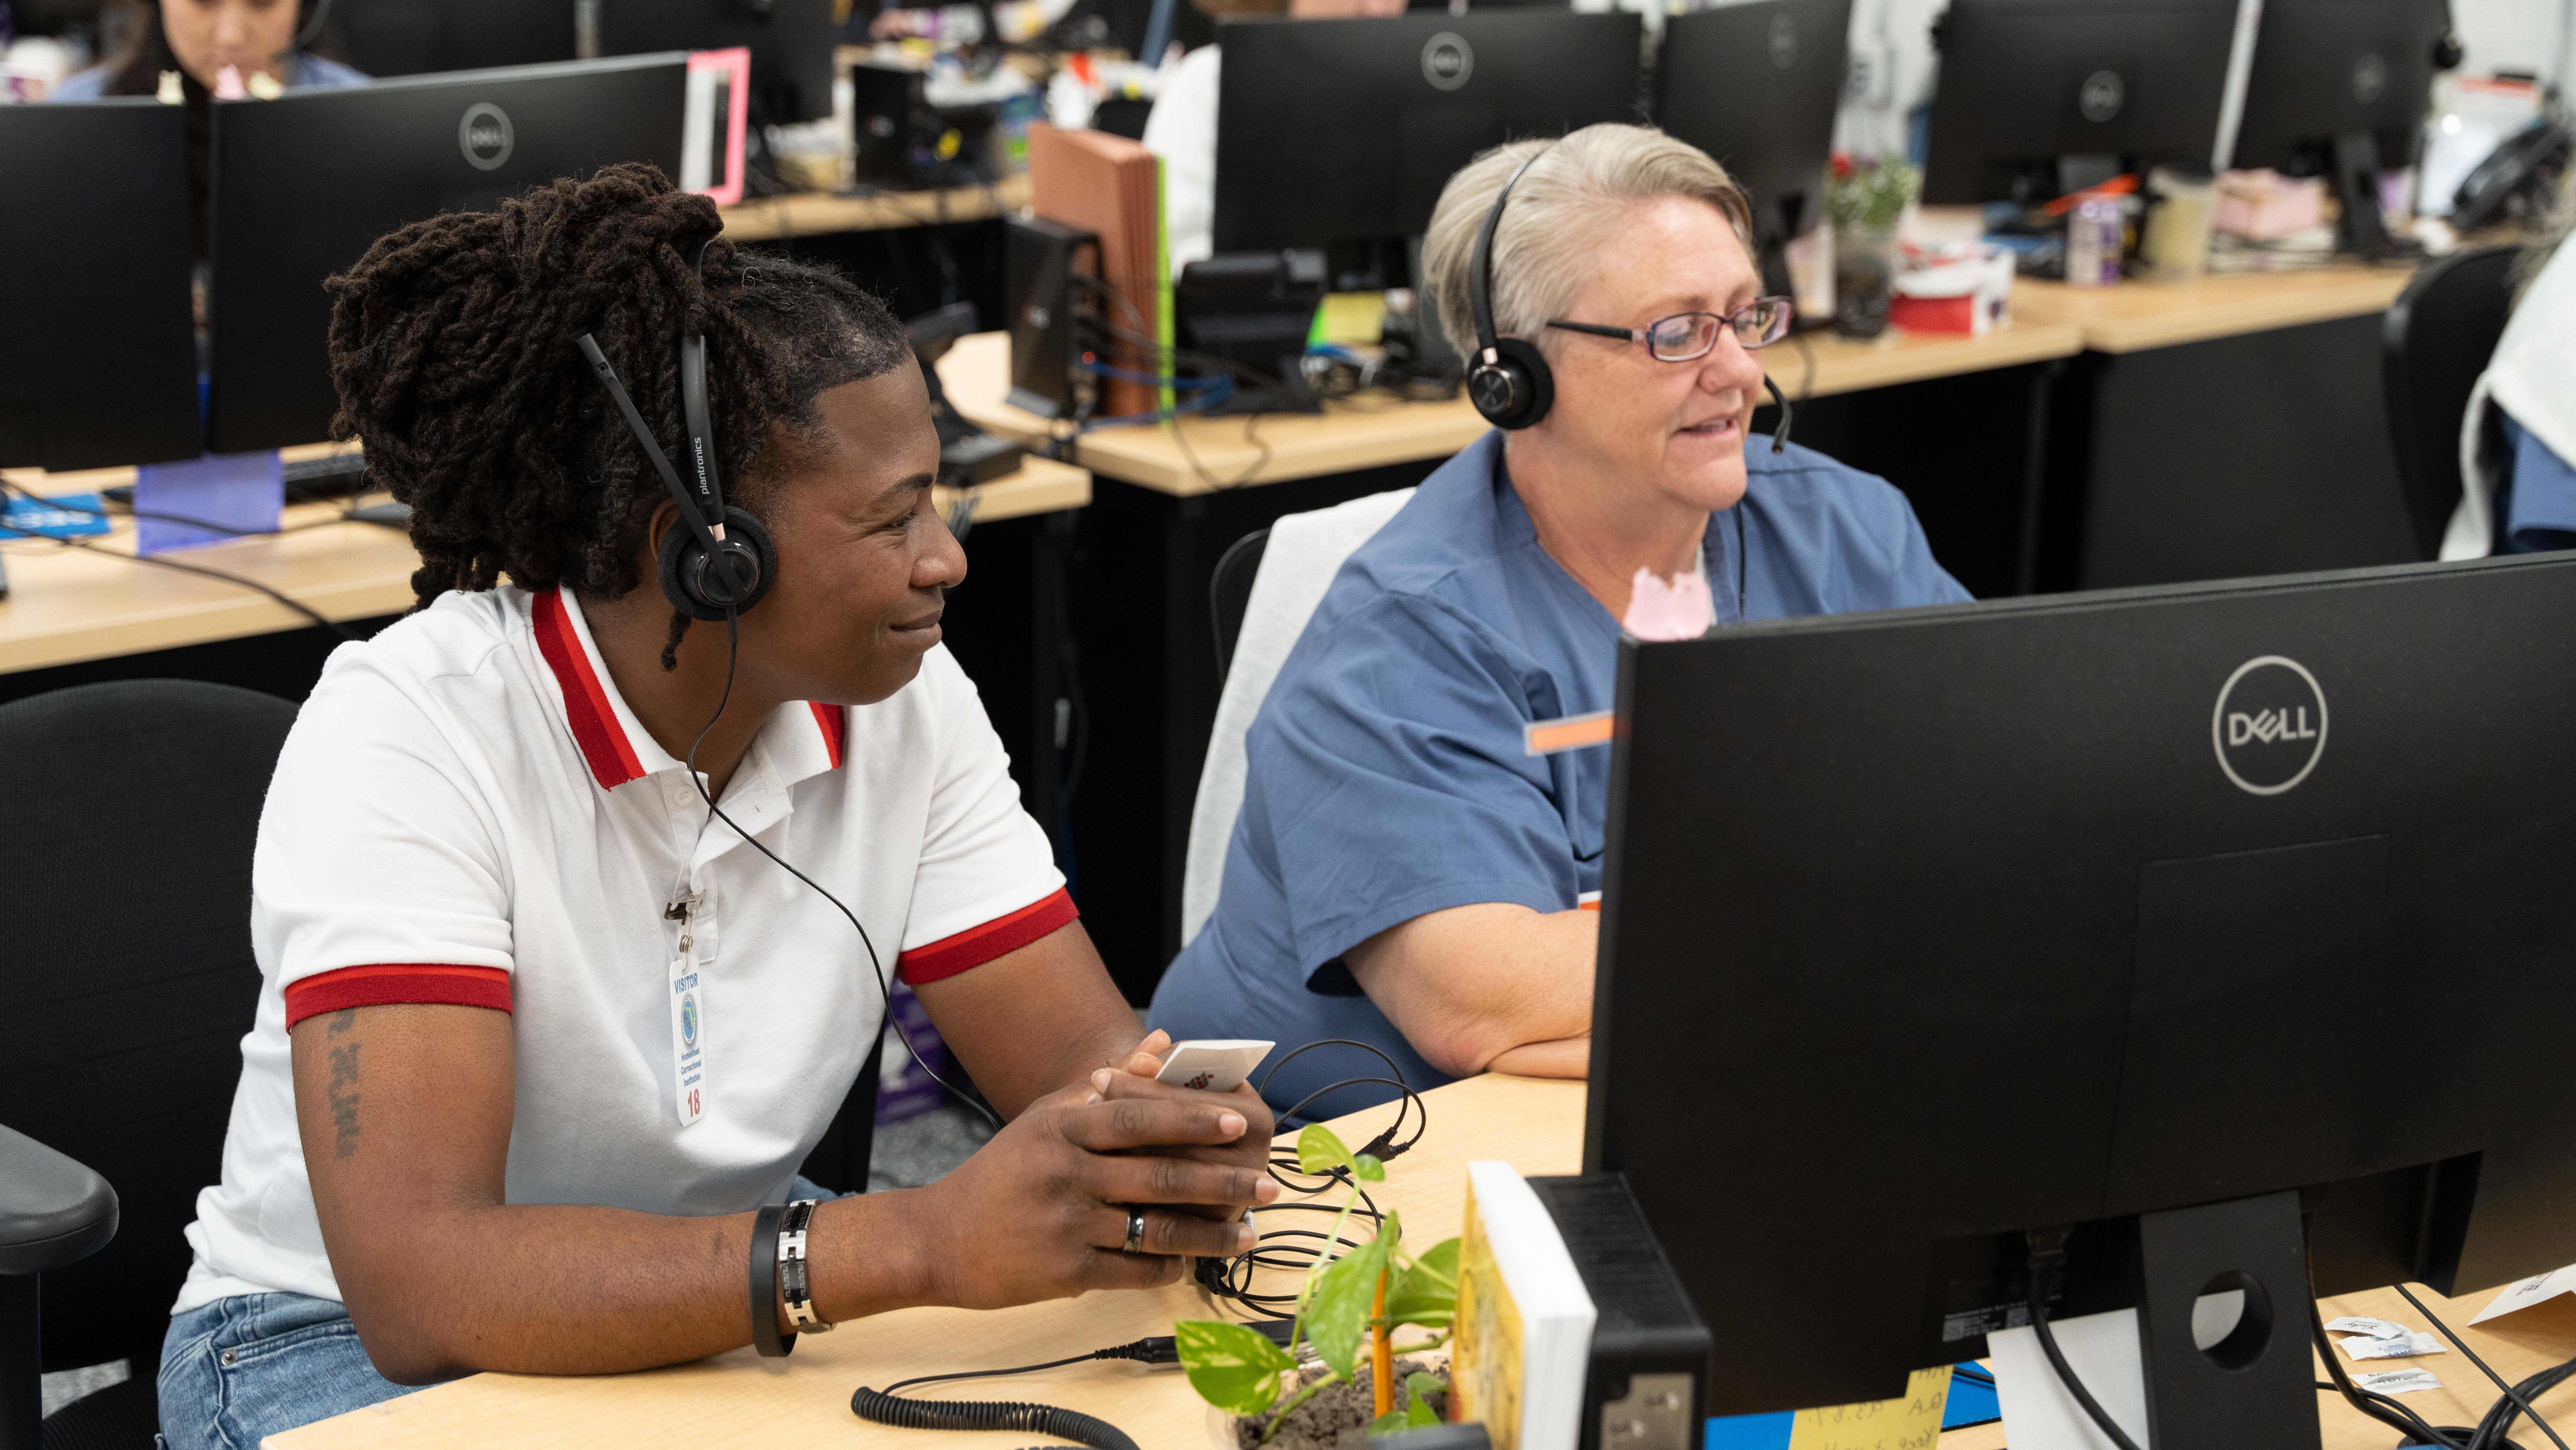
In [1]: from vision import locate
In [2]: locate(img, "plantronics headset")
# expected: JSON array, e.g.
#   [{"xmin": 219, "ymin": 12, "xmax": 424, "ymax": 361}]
[
  {"xmin": 575, "ymin": 239, "xmax": 779, "ymax": 622},
  {"xmin": 1464, "ymin": 143, "xmax": 1795, "ymax": 453}
]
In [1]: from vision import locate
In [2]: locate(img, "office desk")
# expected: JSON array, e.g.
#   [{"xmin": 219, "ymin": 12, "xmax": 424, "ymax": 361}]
[
  {"xmin": 939, "ymin": 320, "xmax": 2086, "ymax": 978},
  {"xmin": 939, "ymin": 324, "xmax": 2084, "ymax": 495},
  {"xmin": 0, "ymin": 447, "xmax": 1088, "ymax": 675},
  {"xmin": 716, "ymin": 175, "xmax": 1032, "ymax": 245},
  {"xmin": 2010, "ymin": 262, "xmax": 2426, "ymax": 589},
  {"xmin": 273, "ymin": 1071, "xmax": 1581, "ymax": 1450},
  {"xmin": 274, "ymin": 1068, "xmax": 2576, "ymax": 1450}
]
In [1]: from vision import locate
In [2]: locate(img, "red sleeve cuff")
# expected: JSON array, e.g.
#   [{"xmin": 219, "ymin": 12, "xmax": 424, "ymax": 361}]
[
  {"xmin": 898, "ymin": 888, "xmax": 1078, "ymax": 986},
  {"xmin": 283, "ymin": 964, "xmax": 514, "ymax": 1029}
]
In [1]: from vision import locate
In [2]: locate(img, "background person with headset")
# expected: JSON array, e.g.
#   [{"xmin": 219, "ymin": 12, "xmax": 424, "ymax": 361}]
[
  {"xmin": 153, "ymin": 165, "xmax": 1274, "ymax": 1450},
  {"xmin": 1150, "ymin": 124, "xmax": 1972, "ymax": 1118},
  {"xmin": 50, "ymin": 0, "xmax": 368, "ymax": 256}
]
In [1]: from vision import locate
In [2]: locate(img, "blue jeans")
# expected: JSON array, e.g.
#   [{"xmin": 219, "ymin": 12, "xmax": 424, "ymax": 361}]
[{"xmin": 156, "ymin": 1177, "xmax": 843, "ymax": 1449}]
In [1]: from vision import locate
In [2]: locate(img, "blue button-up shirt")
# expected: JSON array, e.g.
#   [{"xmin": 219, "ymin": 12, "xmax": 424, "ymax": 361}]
[{"xmin": 1149, "ymin": 430, "xmax": 1972, "ymax": 1118}]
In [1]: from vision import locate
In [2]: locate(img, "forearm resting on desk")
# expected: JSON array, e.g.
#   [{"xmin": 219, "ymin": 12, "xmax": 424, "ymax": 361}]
[{"xmin": 1344, "ymin": 902, "xmax": 1598, "ymax": 1079}]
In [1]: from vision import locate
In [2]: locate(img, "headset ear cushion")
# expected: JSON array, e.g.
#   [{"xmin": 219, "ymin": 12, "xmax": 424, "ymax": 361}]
[
  {"xmin": 1480, "ymin": 337, "xmax": 1555, "ymax": 430},
  {"xmin": 658, "ymin": 506, "xmax": 779, "ymax": 622}
]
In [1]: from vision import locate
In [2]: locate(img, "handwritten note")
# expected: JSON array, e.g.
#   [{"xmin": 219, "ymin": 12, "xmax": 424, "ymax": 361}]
[{"xmin": 1785, "ymin": 1367, "xmax": 1952, "ymax": 1450}]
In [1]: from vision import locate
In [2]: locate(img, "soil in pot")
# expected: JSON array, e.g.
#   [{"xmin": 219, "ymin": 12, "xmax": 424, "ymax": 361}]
[{"xmin": 1234, "ymin": 1358, "xmax": 1448, "ymax": 1450}]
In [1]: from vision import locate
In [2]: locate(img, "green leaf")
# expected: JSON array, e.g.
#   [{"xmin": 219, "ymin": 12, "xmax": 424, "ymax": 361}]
[
  {"xmin": 1351, "ymin": 1153, "xmax": 1386, "ymax": 1182},
  {"xmin": 1384, "ymin": 1238, "xmax": 1459, "ymax": 1327},
  {"xmin": 1175, "ymin": 1319, "xmax": 1298, "ymax": 1418},
  {"xmin": 1304, "ymin": 1231, "xmax": 1391, "ymax": 1380},
  {"xmin": 1297, "ymin": 1123, "xmax": 1357, "ymax": 1177},
  {"xmin": 1367, "ymin": 1410, "xmax": 1411, "ymax": 1439},
  {"xmin": 1406, "ymin": 1380, "xmax": 1443, "ymax": 1428}
]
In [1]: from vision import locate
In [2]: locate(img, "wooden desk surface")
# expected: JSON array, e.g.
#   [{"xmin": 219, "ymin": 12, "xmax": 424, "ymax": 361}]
[
  {"xmin": 939, "ymin": 320, "xmax": 2085, "ymax": 496},
  {"xmin": 718, "ymin": 175, "xmax": 1031, "ymax": 244},
  {"xmin": 2013, "ymin": 262, "xmax": 2420, "ymax": 354},
  {"xmin": 273, "ymin": 1065, "xmax": 2570, "ymax": 1450},
  {"xmin": 273, "ymin": 1071, "xmax": 1583, "ymax": 1450},
  {"xmin": 0, "ymin": 449, "xmax": 1089, "ymax": 675}
]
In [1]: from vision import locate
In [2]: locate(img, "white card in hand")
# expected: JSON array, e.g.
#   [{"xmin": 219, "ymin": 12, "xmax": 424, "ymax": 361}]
[{"xmin": 1155, "ymin": 1039, "xmax": 1274, "ymax": 1094}]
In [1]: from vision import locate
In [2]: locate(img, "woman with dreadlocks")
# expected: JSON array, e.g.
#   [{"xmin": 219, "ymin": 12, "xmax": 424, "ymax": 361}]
[{"xmin": 155, "ymin": 164, "xmax": 1274, "ymax": 1450}]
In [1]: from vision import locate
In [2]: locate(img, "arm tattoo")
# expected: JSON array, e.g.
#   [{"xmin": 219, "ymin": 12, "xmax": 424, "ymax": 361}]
[{"xmin": 326, "ymin": 1011, "xmax": 362, "ymax": 1161}]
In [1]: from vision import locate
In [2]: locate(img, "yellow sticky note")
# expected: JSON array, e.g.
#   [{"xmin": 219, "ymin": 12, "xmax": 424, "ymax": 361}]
[
  {"xmin": 1311, "ymin": 291, "xmax": 1388, "ymax": 347},
  {"xmin": 1785, "ymin": 1366, "xmax": 1951, "ymax": 1450}
]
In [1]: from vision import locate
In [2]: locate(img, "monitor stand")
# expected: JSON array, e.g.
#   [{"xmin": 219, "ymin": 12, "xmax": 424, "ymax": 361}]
[
  {"xmin": 1994, "ymin": 1191, "xmax": 2323, "ymax": 1450},
  {"xmin": 2326, "ymin": 130, "xmax": 2419, "ymax": 261}
]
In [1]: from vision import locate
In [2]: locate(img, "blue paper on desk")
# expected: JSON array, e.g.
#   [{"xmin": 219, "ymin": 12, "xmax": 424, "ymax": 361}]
[
  {"xmin": 1699, "ymin": 1368, "xmax": 2000, "ymax": 1449},
  {"xmin": 134, "ymin": 451, "xmax": 283, "ymax": 554},
  {"xmin": 0, "ymin": 492, "xmax": 114, "ymax": 540}
]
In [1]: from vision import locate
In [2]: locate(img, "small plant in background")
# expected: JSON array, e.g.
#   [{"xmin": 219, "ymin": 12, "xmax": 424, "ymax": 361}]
[
  {"xmin": 1825, "ymin": 152, "xmax": 1921, "ymax": 232},
  {"xmin": 1175, "ymin": 1122, "xmax": 1461, "ymax": 1442}
]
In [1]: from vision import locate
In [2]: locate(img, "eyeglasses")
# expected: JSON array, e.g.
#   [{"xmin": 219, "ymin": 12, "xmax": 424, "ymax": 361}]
[{"xmin": 1545, "ymin": 296, "xmax": 1796, "ymax": 361}]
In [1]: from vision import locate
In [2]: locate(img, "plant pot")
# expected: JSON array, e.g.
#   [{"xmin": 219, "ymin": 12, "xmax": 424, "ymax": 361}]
[
  {"xmin": 1214, "ymin": 1357, "xmax": 1449, "ymax": 1450},
  {"xmin": 1833, "ymin": 223, "xmax": 1899, "ymax": 339}
]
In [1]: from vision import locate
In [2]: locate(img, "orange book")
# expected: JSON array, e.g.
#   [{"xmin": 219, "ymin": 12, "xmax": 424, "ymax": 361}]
[{"xmin": 1027, "ymin": 123, "xmax": 1164, "ymax": 418}]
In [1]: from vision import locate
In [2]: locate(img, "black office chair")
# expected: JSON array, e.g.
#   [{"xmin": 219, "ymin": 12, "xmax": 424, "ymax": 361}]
[
  {"xmin": 1210, "ymin": 527, "xmax": 1271, "ymax": 681},
  {"xmin": 0, "ymin": 681, "xmax": 298, "ymax": 1450},
  {"xmin": 2383, "ymin": 244, "xmax": 2523, "ymax": 559}
]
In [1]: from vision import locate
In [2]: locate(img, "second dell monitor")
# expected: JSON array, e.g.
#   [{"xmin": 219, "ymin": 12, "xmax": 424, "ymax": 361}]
[
  {"xmin": 207, "ymin": 56, "xmax": 688, "ymax": 454},
  {"xmin": 1213, "ymin": 11, "xmax": 1642, "ymax": 254}
]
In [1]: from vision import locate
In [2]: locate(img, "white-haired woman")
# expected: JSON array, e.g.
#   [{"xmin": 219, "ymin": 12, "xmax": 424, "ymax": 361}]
[{"xmin": 1151, "ymin": 123, "xmax": 1973, "ymax": 1115}]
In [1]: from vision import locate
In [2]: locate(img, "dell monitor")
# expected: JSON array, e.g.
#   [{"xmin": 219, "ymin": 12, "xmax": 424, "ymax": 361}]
[
  {"xmin": 330, "ymin": 0, "xmax": 580, "ymax": 76},
  {"xmin": 1212, "ymin": 11, "xmax": 1644, "ymax": 256},
  {"xmin": 1653, "ymin": 0, "xmax": 1850, "ymax": 288},
  {"xmin": 206, "ymin": 56, "xmax": 689, "ymax": 454},
  {"xmin": 2231, "ymin": 0, "xmax": 2450, "ymax": 256},
  {"xmin": 0, "ymin": 101, "xmax": 201, "ymax": 471},
  {"xmin": 1588, "ymin": 553, "xmax": 2576, "ymax": 1441},
  {"xmin": 1922, "ymin": 0, "xmax": 2241, "ymax": 205},
  {"xmin": 592, "ymin": 0, "xmax": 835, "ymax": 124}
]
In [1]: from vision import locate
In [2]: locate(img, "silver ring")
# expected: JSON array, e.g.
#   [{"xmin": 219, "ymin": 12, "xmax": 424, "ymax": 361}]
[{"xmin": 1123, "ymin": 1207, "xmax": 1147, "ymax": 1255}]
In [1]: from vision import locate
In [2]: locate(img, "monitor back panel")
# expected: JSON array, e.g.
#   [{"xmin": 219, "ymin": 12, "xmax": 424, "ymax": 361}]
[
  {"xmin": 2230, "ymin": 0, "xmax": 2446, "ymax": 171},
  {"xmin": 331, "ymin": 0, "xmax": 581, "ymax": 76},
  {"xmin": 206, "ymin": 57, "xmax": 687, "ymax": 454},
  {"xmin": 1654, "ymin": 0, "xmax": 1850, "ymax": 240},
  {"xmin": 0, "ymin": 102, "xmax": 200, "ymax": 471},
  {"xmin": 1213, "ymin": 10, "xmax": 1642, "ymax": 253},
  {"xmin": 594, "ymin": 0, "xmax": 835, "ymax": 121},
  {"xmin": 1588, "ymin": 556, "xmax": 2576, "ymax": 1413},
  {"xmin": 1922, "ymin": 0, "xmax": 2239, "ymax": 204}
]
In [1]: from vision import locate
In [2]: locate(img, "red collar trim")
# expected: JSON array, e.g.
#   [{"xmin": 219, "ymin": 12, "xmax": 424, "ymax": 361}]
[
  {"xmin": 809, "ymin": 702, "xmax": 845, "ymax": 770},
  {"xmin": 531, "ymin": 588, "xmax": 647, "ymax": 789}
]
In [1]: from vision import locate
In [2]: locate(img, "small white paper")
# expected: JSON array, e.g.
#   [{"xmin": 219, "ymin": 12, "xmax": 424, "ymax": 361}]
[
  {"xmin": 2341, "ymin": 1331, "xmax": 2446, "ymax": 1361},
  {"xmin": 2472, "ymin": 1264, "xmax": 2576, "ymax": 1326},
  {"xmin": 2353, "ymin": 1367, "xmax": 2444, "ymax": 1396},
  {"xmin": 2324, "ymin": 1317, "xmax": 2411, "ymax": 1340}
]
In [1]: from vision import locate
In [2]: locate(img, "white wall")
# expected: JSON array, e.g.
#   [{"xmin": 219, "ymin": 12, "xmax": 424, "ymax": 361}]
[{"xmin": 2454, "ymin": 0, "xmax": 2574, "ymax": 85}]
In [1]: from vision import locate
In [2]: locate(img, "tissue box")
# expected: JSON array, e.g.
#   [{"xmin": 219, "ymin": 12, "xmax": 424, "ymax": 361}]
[
  {"xmin": 2216, "ymin": 170, "xmax": 2327, "ymax": 240},
  {"xmin": 1889, "ymin": 244, "xmax": 2013, "ymax": 336}
]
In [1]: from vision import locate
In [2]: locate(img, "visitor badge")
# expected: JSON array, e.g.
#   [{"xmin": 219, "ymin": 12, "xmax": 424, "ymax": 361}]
[{"xmin": 669, "ymin": 953, "xmax": 706, "ymax": 1126}]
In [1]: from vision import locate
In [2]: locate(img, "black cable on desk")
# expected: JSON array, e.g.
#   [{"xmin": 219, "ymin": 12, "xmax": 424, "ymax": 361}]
[
  {"xmin": 0, "ymin": 521, "xmax": 357, "ymax": 640},
  {"xmin": 2397, "ymin": 1283, "xmax": 2571, "ymax": 1450},
  {"xmin": 2023, "ymin": 1229, "xmax": 2146, "ymax": 1450},
  {"xmin": 2308, "ymin": 1289, "xmax": 2472, "ymax": 1450}
]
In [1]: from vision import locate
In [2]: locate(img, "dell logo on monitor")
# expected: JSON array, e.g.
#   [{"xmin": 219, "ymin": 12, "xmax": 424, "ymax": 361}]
[
  {"xmin": 2212, "ymin": 655, "xmax": 2328, "ymax": 796},
  {"xmin": 1421, "ymin": 33, "xmax": 1474, "ymax": 92},
  {"xmin": 1768, "ymin": 12, "xmax": 1798, "ymax": 70},
  {"xmin": 458, "ymin": 101, "xmax": 515, "ymax": 171},
  {"xmin": 2353, "ymin": 52, "xmax": 2388, "ymax": 104},
  {"xmin": 2079, "ymin": 69, "xmax": 2125, "ymax": 123}
]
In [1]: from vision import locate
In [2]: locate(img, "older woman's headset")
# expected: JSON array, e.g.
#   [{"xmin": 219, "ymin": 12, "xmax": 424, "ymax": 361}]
[{"xmin": 1463, "ymin": 145, "xmax": 1795, "ymax": 454}]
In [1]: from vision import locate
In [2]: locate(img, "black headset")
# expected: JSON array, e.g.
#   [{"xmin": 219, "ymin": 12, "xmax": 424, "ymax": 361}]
[
  {"xmin": 1463, "ymin": 143, "xmax": 1794, "ymax": 452},
  {"xmin": 575, "ymin": 240, "xmax": 778, "ymax": 622}
]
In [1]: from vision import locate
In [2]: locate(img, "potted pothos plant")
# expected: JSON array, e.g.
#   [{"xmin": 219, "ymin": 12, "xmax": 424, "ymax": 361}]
[{"xmin": 1175, "ymin": 1123, "xmax": 1462, "ymax": 1446}]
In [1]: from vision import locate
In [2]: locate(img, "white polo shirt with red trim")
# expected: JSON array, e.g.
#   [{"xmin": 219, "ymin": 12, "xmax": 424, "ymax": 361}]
[{"xmin": 171, "ymin": 585, "xmax": 1073, "ymax": 1313}]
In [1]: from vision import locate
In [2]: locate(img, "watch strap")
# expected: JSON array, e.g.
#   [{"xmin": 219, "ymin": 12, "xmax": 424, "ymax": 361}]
[{"xmin": 750, "ymin": 1202, "xmax": 796, "ymax": 1357}]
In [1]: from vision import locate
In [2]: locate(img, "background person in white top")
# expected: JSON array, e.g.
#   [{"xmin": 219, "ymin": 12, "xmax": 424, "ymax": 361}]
[
  {"xmin": 154, "ymin": 164, "xmax": 1276, "ymax": 1450},
  {"xmin": 1141, "ymin": 0, "xmax": 1407, "ymax": 278}
]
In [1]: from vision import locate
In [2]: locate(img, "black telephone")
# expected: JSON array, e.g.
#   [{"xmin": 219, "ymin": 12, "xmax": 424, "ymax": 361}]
[{"xmin": 2452, "ymin": 119, "xmax": 2573, "ymax": 233}]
